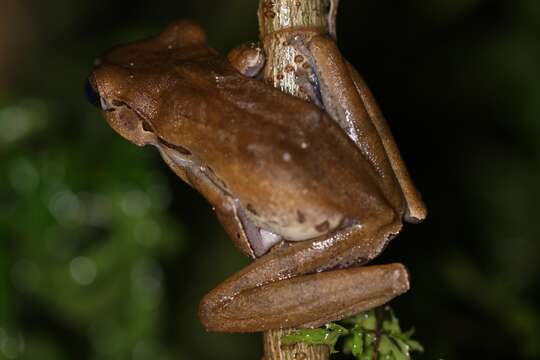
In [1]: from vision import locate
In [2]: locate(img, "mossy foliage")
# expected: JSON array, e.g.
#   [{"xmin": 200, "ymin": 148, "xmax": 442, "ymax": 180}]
[{"xmin": 282, "ymin": 307, "xmax": 423, "ymax": 360}]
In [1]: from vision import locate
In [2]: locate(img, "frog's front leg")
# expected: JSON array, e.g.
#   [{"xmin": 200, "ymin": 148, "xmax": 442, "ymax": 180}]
[{"xmin": 199, "ymin": 214, "xmax": 408, "ymax": 333}]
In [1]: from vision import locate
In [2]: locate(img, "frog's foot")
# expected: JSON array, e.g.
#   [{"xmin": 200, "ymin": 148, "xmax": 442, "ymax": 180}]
[
  {"xmin": 287, "ymin": 35, "xmax": 324, "ymax": 107},
  {"xmin": 295, "ymin": 70, "xmax": 324, "ymax": 108}
]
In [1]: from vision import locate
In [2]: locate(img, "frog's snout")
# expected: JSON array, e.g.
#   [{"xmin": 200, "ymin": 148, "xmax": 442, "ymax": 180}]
[
  {"xmin": 86, "ymin": 73, "xmax": 156, "ymax": 147},
  {"xmin": 85, "ymin": 76, "xmax": 117, "ymax": 113}
]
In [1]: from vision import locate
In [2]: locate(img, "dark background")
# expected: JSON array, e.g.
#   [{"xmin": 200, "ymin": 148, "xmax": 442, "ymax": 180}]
[{"xmin": 1, "ymin": 0, "xmax": 539, "ymax": 359}]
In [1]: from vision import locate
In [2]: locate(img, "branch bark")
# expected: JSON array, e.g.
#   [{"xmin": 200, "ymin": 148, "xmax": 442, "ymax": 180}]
[
  {"xmin": 263, "ymin": 329, "xmax": 330, "ymax": 360},
  {"xmin": 257, "ymin": 0, "xmax": 333, "ymax": 359},
  {"xmin": 258, "ymin": 0, "xmax": 329, "ymax": 99}
]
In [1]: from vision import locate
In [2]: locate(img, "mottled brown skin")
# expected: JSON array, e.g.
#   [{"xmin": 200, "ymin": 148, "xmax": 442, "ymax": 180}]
[{"xmin": 89, "ymin": 20, "xmax": 426, "ymax": 333}]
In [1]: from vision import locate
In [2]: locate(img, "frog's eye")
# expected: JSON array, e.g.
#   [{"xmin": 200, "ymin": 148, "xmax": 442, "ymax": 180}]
[{"xmin": 85, "ymin": 79, "xmax": 101, "ymax": 108}]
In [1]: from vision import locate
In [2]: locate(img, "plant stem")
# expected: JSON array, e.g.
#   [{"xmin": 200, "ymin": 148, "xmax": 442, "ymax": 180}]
[
  {"xmin": 258, "ymin": 0, "xmax": 330, "ymax": 99},
  {"xmin": 263, "ymin": 328, "xmax": 330, "ymax": 360},
  {"xmin": 257, "ymin": 0, "xmax": 333, "ymax": 358}
]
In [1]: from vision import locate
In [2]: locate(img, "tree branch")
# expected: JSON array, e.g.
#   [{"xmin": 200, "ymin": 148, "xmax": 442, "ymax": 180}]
[
  {"xmin": 257, "ymin": 0, "xmax": 333, "ymax": 358},
  {"xmin": 263, "ymin": 328, "xmax": 330, "ymax": 360}
]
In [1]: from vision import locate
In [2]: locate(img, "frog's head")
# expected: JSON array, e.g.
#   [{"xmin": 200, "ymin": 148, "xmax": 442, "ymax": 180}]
[{"xmin": 86, "ymin": 20, "xmax": 212, "ymax": 147}]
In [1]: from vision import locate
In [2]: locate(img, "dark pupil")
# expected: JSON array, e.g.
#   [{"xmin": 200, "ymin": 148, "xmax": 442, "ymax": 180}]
[{"xmin": 85, "ymin": 79, "xmax": 101, "ymax": 108}]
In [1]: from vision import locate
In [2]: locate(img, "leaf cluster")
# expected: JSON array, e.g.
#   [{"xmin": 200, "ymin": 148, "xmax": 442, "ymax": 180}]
[{"xmin": 281, "ymin": 307, "xmax": 423, "ymax": 360}]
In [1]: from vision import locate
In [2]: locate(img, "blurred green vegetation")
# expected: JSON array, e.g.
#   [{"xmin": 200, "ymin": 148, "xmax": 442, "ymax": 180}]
[{"xmin": 0, "ymin": 0, "xmax": 539, "ymax": 359}]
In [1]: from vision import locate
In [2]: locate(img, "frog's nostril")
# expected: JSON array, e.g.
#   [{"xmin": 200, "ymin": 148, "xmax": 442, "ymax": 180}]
[{"xmin": 85, "ymin": 78, "xmax": 101, "ymax": 108}]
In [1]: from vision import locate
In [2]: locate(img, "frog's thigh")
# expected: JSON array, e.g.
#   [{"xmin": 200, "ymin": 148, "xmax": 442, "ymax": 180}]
[{"xmin": 200, "ymin": 263, "xmax": 409, "ymax": 333}]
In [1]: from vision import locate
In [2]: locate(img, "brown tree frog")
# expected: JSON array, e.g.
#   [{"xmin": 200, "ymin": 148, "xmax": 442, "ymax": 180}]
[{"xmin": 87, "ymin": 19, "xmax": 426, "ymax": 333}]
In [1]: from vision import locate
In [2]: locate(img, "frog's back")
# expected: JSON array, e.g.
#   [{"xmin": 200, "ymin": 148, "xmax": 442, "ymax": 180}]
[{"xmin": 152, "ymin": 59, "xmax": 405, "ymax": 229}]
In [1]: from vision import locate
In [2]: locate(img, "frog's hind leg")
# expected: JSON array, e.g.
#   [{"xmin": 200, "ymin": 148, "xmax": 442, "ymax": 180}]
[
  {"xmin": 198, "ymin": 212, "xmax": 408, "ymax": 333},
  {"xmin": 302, "ymin": 35, "xmax": 426, "ymax": 222},
  {"xmin": 345, "ymin": 62, "xmax": 427, "ymax": 223}
]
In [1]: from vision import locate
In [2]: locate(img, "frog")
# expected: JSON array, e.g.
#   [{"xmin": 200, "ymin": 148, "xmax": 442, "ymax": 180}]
[{"xmin": 87, "ymin": 19, "xmax": 426, "ymax": 333}]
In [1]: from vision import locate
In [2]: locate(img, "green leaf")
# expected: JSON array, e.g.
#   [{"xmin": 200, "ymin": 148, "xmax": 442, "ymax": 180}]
[
  {"xmin": 379, "ymin": 335, "xmax": 409, "ymax": 360},
  {"xmin": 344, "ymin": 310, "xmax": 377, "ymax": 331},
  {"xmin": 281, "ymin": 323, "xmax": 349, "ymax": 353},
  {"xmin": 405, "ymin": 339, "xmax": 424, "ymax": 353},
  {"xmin": 344, "ymin": 327, "xmax": 364, "ymax": 358},
  {"xmin": 382, "ymin": 309, "xmax": 402, "ymax": 335}
]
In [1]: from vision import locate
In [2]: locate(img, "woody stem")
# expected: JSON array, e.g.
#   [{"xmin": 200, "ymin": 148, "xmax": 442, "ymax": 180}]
[{"xmin": 258, "ymin": 0, "xmax": 333, "ymax": 359}]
